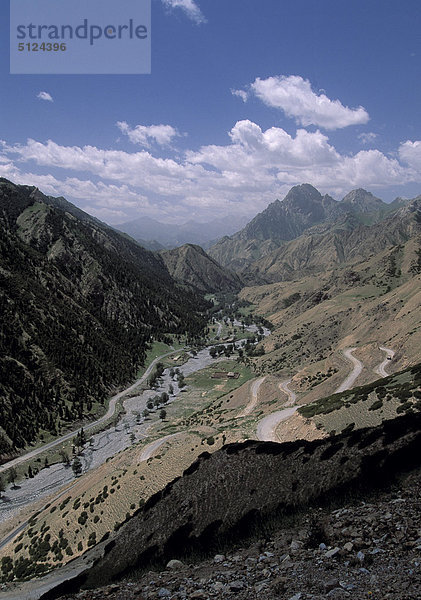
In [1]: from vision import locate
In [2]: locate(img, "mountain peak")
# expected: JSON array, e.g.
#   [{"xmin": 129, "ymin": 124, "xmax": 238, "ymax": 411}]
[{"xmin": 341, "ymin": 188, "xmax": 385, "ymax": 212}]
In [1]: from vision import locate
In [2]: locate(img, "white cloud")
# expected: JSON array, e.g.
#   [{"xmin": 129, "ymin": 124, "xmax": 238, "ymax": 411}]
[
  {"xmin": 117, "ymin": 121, "xmax": 180, "ymax": 147},
  {"xmin": 37, "ymin": 91, "xmax": 54, "ymax": 102},
  {"xmin": 399, "ymin": 140, "xmax": 421, "ymax": 170},
  {"xmin": 358, "ymin": 132, "xmax": 378, "ymax": 144},
  {"xmin": 161, "ymin": 0, "xmax": 206, "ymax": 24},
  {"xmin": 2, "ymin": 123, "xmax": 421, "ymax": 224},
  {"xmin": 231, "ymin": 88, "xmax": 248, "ymax": 102},
  {"xmin": 249, "ymin": 75, "xmax": 369, "ymax": 130}
]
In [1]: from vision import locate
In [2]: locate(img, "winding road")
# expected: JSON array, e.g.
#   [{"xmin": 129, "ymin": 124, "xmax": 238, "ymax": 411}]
[
  {"xmin": 255, "ymin": 379, "xmax": 298, "ymax": 441},
  {"xmin": 278, "ymin": 379, "xmax": 297, "ymax": 406},
  {"xmin": 139, "ymin": 433, "xmax": 181, "ymax": 462},
  {"xmin": 256, "ymin": 345, "xmax": 396, "ymax": 442},
  {"xmin": 0, "ymin": 319, "xmax": 252, "ymax": 529},
  {"xmin": 256, "ymin": 406, "xmax": 298, "ymax": 442},
  {"xmin": 334, "ymin": 348, "xmax": 363, "ymax": 393},
  {"xmin": 257, "ymin": 347, "xmax": 366, "ymax": 442},
  {"xmin": 0, "ymin": 350, "xmax": 182, "ymax": 475},
  {"xmin": 374, "ymin": 346, "xmax": 395, "ymax": 377},
  {"xmin": 237, "ymin": 377, "xmax": 266, "ymax": 417}
]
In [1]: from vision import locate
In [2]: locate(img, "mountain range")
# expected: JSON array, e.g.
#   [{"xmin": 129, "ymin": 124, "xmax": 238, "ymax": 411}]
[
  {"xmin": 208, "ymin": 184, "xmax": 408, "ymax": 272},
  {"xmin": 0, "ymin": 179, "xmax": 214, "ymax": 457},
  {"xmin": 1, "ymin": 178, "xmax": 421, "ymax": 596},
  {"xmin": 115, "ymin": 213, "xmax": 249, "ymax": 250}
]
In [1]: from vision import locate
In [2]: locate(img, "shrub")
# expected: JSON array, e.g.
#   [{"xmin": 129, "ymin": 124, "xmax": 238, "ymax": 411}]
[{"xmin": 78, "ymin": 511, "xmax": 88, "ymax": 525}]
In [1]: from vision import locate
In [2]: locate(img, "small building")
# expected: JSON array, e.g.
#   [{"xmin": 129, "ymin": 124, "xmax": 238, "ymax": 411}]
[{"xmin": 211, "ymin": 371, "xmax": 240, "ymax": 380}]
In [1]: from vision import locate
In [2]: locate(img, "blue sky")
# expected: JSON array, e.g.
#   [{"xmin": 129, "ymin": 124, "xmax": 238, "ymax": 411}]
[{"xmin": 1, "ymin": 0, "xmax": 421, "ymax": 224}]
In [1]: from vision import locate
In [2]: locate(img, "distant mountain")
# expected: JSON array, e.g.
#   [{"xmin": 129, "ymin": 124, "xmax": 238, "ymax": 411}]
[
  {"xmin": 239, "ymin": 195, "xmax": 421, "ymax": 377},
  {"xmin": 209, "ymin": 184, "xmax": 408, "ymax": 270},
  {"xmin": 341, "ymin": 188, "xmax": 384, "ymax": 213},
  {"xmin": 0, "ymin": 178, "xmax": 208, "ymax": 456},
  {"xmin": 239, "ymin": 184, "xmax": 341, "ymax": 242},
  {"xmin": 245, "ymin": 196, "xmax": 421, "ymax": 283},
  {"xmin": 137, "ymin": 238, "xmax": 166, "ymax": 251},
  {"xmin": 160, "ymin": 244, "xmax": 242, "ymax": 293},
  {"xmin": 115, "ymin": 214, "xmax": 249, "ymax": 249}
]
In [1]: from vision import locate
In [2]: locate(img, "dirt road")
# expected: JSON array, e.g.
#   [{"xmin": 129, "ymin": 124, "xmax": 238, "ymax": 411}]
[
  {"xmin": 139, "ymin": 434, "xmax": 181, "ymax": 462},
  {"xmin": 335, "ymin": 348, "xmax": 363, "ymax": 393},
  {"xmin": 256, "ymin": 407, "xmax": 298, "ymax": 442},
  {"xmin": 0, "ymin": 350, "xmax": 181, "ymax": 475},
  {"xmin": 374, "ymin": 346, "xmax": 395, "ymax": 377},
  {"xmin": 237, "ymin": 377, "xmax": 266, "ymax": 418},
  {"xmin": 278, "ymin": 379, "xmax": 297, "ymax": 406},
  {"xmin": 256, "ymin": 347, "xmax": 365, "ymax": 442}
]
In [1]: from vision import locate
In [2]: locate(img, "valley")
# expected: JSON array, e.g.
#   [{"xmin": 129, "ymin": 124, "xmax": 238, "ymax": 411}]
[{"xmin": 0, "ymin": 180, "xmax": 420, "ymax": 599}]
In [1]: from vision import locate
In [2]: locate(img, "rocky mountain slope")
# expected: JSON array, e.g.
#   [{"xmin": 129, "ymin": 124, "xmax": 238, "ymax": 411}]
[
  {"xmin": 208, "ymin": 185, "xmax": 407, "ymax": 272},
  {"xmin": 246, "ymin": 197, "xmax": 421, "ymax": 283},
  {"xmin": 0, "ymin": 179, "xmax": 208, "ymax": 457},
  {"xmin": 2, "ymin": 401, "xmax": 419, "ymax": 597},
  {"xmin": 237, "ymin": 197, "xmax": 421, "ymax": 378},
  {"xmin": 159, "ymin": 244, "xmax": 241, "ymax": 293},
  {"xmin": 56, "ymin": 464, "xmax": 421, "ymax": 600}
]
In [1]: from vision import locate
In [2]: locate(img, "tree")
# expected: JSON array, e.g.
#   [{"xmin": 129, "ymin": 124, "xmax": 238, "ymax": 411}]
[
  {"xmin": 142, "ymin": 408, "xmax": 149, "ymax": 419},
  {"xmin": 72, "ymin": 456, "xmax": 82, "ymax": 477},
  {"xmin": 8, "ymin": 467, "xmax": 17, "ymax": 489},
  {"xmin": 0, "ymin": 476, "xmax": 5, "ymax": 498},
  {"xmin": 168, "ymin": 384, "xmax": 174, "ymax": 395},
  {"xmin": 147, "ymin": 400, "xmax": 154, "ymax": 410},
  {"xmin": 27, "ymin": 465, "xmax": 34, "ymax": 478},
  {"xmin": 129, "ymin": 433, "xmax": 136, "ymax": 444},
  {"xmin": 209, "ymin": 346, "xmax": 217, "ymax": 359},
  {"xmin": 159, "ymin": 409, "xmax": 167, "ymax": 420},
  {"xmin": 160, "ymin": 392, "xmax": 169, "ymax": 404},
  {"xmin": 60, "ymin": 450, "xmax": 70, "ymax": 466}
]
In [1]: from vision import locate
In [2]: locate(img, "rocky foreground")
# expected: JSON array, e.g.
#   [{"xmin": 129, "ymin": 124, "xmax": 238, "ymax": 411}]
[{"xmin": 60, "ymin": 467, "xmax": 421, "ymax": 600}]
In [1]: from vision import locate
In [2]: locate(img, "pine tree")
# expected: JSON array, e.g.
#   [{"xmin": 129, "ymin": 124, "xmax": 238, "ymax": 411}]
[
  {"xmin": 72, "ymin": 456, "xmax": 82, "ymax": 477},
  {"xmin": 8, "ymin": 467, "xmax": 17, "ymax": 489}
]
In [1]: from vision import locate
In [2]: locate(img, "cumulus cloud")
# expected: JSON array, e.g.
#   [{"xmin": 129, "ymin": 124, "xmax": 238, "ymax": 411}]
[
  {"xmin": 2, "ymin": 122, "xmax": 420, "ymax": 223},
  {"xmin": 37, "ymin": 91, "xmax": 53, "ymax": 102},
  {"xmin": 117, "ymin": 121, "xmax": 180, "ymax": 147},
  {"xmin": 358, "ymin": 132, "xmax": 378, "ymax": 144},
  {"xmin": 231, "ymin": 88, "xmax": 248, "ymax": 102},
  {"xmin": 249, "ymin": 75, "xmax": 369, "ymax": 130},
  {"xmin": 399, "ymin": 140, "xmax": 421, "ymax": 169},
  {"xmin": 161, "ymin": 0, "xmax": 206, "ymax": 24}
]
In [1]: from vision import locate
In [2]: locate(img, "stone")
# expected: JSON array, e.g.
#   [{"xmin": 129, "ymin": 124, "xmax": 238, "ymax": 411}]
[
  {"xmin": 190, "ymin": 590, "xmax": 208, "ymax": 599},
  {"xmin": 158, "ymin": 588, "xmax": 171, "ymax": 598},
  {"xmin": 327, "ymin": 589, "xmax": 351, "ymax": 599},
  {"xmin": 325, "ymin": 578, "xmax": 340, "ymax": 592},
  {"xmin": 325, "ymin": 547, "xmax": 341, "ymax": 558},
  {"xmin": 211, "ymin": 582, "xmax": 225, "ymax": 592},
  {"xmin": 290, "ymin": 540, "xmax": 304, "ymax": 552},
  {"xmin": 343, "ymin": 542, "xmax": 353, "ymax": 552},
  {"xmin": 213, "ymin": 554, "xmax": 225, "ymax": 563},
  {"xmin": 229, "ymin": 580, "xmax": 245, "ymax": 592},
  {"xmin": 166, "ymin": 559, "xmax": 184, "ymax": 570}
]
